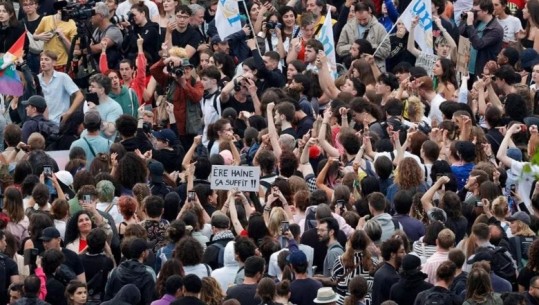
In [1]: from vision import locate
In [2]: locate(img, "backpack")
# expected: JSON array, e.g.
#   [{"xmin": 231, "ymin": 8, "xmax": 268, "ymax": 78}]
[
  {"xmin": 86, "ymin": 256, "xmax": 108, "ymax": 305},
  {"xmin": 422, "ymin": 290, "xmax": 451, "ymax": 305},
  {"xmin": 30, "ymin": 118, "xmax": 61, "ymax": 148},
  {"xmin": 483, "ymin": 247, "xmax": 517, "ymax": 280},
  {"xmin": 510, "ymin": 235, "xmax": 536, "ymax": 270},
  {"xmin": 211, "ymin": 242, "xmax": 226, "ymax": 268}
]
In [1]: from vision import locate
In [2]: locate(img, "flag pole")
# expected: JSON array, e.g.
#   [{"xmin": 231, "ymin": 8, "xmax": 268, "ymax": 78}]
[
  {"xmin": 373, "ymin": 18, "xmax": 399, "ymax": 58},
  {"xmin": 240, "ymin": 0, "xmax": 262, "ymax": 55}
]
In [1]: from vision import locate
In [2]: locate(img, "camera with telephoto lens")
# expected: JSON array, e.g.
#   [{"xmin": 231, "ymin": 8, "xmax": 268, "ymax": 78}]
[
  {"xmin": 111, "ymin": 12, "xmax": 135, "ymax": 25},
  {"xmin": 54, "ymin": 0, "xmax": 96, "ymax": 22},
  {"xmin": 461, "ymin": 10, "xmax": 477, "ymax": 21},
  {"xmin": 168, "ymin": 62, "xmax": 185, "ymax": 77},
  {"xmin": 266, "ymin": 21, "xmax": 282, "ymax": 30}
]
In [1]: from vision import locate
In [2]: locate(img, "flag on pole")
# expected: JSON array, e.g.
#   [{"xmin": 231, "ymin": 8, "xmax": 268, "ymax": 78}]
[
  {"xmin": 400, "ymin": 0, "xmax": 434, "ymax": 54},
  {"xmin": 0, "ymin": 33, "xmax": 25, "ymax": 96},
  {"xmin": 215, "ymin": 0, "xmax": 242, "ymax": 40},
  {"xmin": 317, "ymin": 10, "xmax": 337, "ymax": 78}
]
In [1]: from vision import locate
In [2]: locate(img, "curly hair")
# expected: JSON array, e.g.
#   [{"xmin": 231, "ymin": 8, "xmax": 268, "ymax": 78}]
[
  {"xmin": 113, "ymin": 152, "xmax": 147, "ymax": 190},
  {"xmin": 118, "ymin": 196, "xmax": 137, "ymax": 220},
  {"xmin": 28, "ymin": 213, "xmax": 53, "ymax": 241},
  {"xmin": 406, "ymin": 96, "xmax": 425, "ymax": 123},
  {"xmin": 394, "ymin": 157, "xmax": 423, "ymax": 189},
  {"xmin": 491, "ymin": 196, "xmax": 509, "ymax": 219},
  {"xmin": 124, "ymin": 223, "xmax": 148, "ymax": 239},
  {"xmin": 175, "ymin": 236, "xmax": 204, "ymax": 266},
  {"xmin": 344, "ymin": 276, "xmax": 368, "ymax": 305},
  {"xmin": 64, "ymin": 210, "xmax": 96, "ymax": 245},
  {"xmin": 342, "ymin": 230, "xmax": 373, "ymax": 272},
  {"xmin": 200, "ymin": 277, "xmax": 225, "ymax": 305},
  {"xmin": 527, "ymin": 239, "xmax": 539, "ymax": 271}
]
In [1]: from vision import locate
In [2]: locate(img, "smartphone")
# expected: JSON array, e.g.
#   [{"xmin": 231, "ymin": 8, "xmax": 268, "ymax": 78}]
[
  {"xmin": 510, "ymin": 184, "xmax": 517, "ymax": 193},
  {"xmin": 281, "ymin": 221, "xmax": 289, "ymax": 234},
  {"xmin": 476, "ymin": 201, "xmax": 483, "ymax": 207},
  {"xmin": 83, "ymin": 195, "xmax": 91, "ymax": 203},
  {"xmin": 188, "ymin": 191, "xmax": 196, "ymax": 202},
  {"xmin": 43, "ymin": 165, "xmax": 52, "ymax": 177},
  {"xmin": 86, "ymin": 92, "xmax": 99, "ymax": 105}
]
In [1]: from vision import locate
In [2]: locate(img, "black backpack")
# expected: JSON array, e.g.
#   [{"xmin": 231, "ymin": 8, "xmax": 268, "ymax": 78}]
[
  {"xmin": 482, "ymin": 247, "xmax": 517, "ymax": 280},
  {"xmin": 422, "ymin": 290, "xmax": 451, "ymax": 305},
  {"xmin": 210, "ymin": 242, "xmax": 226, "ymax": 268},
  {"xmin": 510, "ymin": 235, "xmax": 536, "ymax": 270}
]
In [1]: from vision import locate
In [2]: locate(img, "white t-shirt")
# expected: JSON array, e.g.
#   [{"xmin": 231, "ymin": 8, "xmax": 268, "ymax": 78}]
[
  {"xmin": 510, "ymin": 160, "xmax": 539, "ymax": 209},
  {"xmin": 116, "ymin": 0, "xmax": 159, "ymax": 20},
  {"xmin": 497, "ymin": 15, "xmax": 523, "ymax": 43},
  {"xmin": 428, "ymin": 94, "xmax": 446, "ymax": 125}
]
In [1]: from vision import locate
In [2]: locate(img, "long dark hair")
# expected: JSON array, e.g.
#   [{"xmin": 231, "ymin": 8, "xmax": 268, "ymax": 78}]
[
  {"xmin": 0, "ymin": 2, "xmax": 18, "ymax": 27},
  {"xmin": 438, "ymin": 58, "xmax": 458, "ymax": 88}
]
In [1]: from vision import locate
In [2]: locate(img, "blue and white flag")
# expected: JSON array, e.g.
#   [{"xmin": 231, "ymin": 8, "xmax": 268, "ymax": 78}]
[
  {"xmin": 400, "ymin": 0, "xmax": 434, "ymax": 54},
  {"xmin": 317, "ymin": 10, "xmax": 337, "ymax": 78},
  {"xmin": 215, "ymin": 0, "xmax": 242, "ymax": 40}
]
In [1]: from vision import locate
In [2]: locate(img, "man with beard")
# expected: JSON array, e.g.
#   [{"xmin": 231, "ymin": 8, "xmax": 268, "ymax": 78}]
[
  {"xmin": 371, "ymin": 237, "xmax": 405, "ymax": 305},
  {"xmin": 313, "ymin": 217, "xmax": 343, "ymax": 286}
]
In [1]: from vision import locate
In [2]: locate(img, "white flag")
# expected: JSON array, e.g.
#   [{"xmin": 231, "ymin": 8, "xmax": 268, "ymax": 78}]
[
  {"xmin": 400, "ymin": 0, "xmax": 434, "ymax": 54},
  {"xmin": 317, "ymin": 11, "xmax": 337, "ymax": 78},
  {"xmin": 215, "ymin": 0, "xmax": 242, "ymax": 40}
]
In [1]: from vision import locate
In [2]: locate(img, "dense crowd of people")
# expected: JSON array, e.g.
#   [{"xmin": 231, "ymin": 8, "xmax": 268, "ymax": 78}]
[{"xmin": 2, "ymin": 0, "xmax": 539, "ymax": 303}]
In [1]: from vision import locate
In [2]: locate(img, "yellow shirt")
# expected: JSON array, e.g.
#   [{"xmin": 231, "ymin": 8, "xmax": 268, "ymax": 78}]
[{"xmin": 34, "ymin": 15, "xmax": 77, "ymax": 66}]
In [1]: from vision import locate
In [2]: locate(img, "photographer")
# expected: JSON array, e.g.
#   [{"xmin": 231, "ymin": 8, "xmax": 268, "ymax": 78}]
[
  {"xmin": 150, "ymin": 50, "xmax": 204, "ymax": 150},
  {"xmin": 90, "ymin": 2, "xmax": 123, "ymax": 69},
  {"xmin": 33, "ymin": 5, "xmax": 77, "ymax": 71},
  {"xmin": 123, "ymin": 2, "xmax": 160, "ymax": 65},
  {"xmin": 458, "ymin": 0, "xmax": 503, "ymax": 82}
]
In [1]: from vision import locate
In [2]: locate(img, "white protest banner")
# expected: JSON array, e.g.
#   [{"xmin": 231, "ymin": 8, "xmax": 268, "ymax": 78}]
[
  {"xmin": 211, "ymin": 165, "xmax": 261, "ymax": 192},
  {"xmin": 215, "ymin": 0, "xmax": 242, "ymax": 40},
  {"xmin": 400, "ymin": 0, "xmax": 434, "ymax": 54},
  {"xmin": 457, "ymin": 36, "xmax": 471, "ymax": 74},
  {"xmin": 416, "ymin": 53, "xmax": 438, "ymax": 77},
  {"xmin": 317, "ymin": 10, "xmax": 337, "ymax": 78}
]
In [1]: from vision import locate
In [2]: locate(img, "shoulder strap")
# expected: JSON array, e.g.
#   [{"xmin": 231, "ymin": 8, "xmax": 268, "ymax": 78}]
[
  {"xmin": 82, "ymin": 137, "xmax": 97, "ymax": 158},
  {"xmin": 129, "ymin": 89, "xmax": 136, "ymax": 116},
  {"xmin": 392, "ymin": 218, "xmax": 400, "ymax": 231},
  {"xmin": 424, "ymin": 164, "xmax": 428, "ymax": 182},
  {"xmin": 205, "ymin": 263, "xmax": 211, "ymax": 276},
  {"xmin": 314, "ymin": 23, "xmax": 323, "ymax": 36},
  {"xmin": 213, "ymin": 92, "xmax": 221, "ymax": 115},
  {"xmin": 104, "ymin": 202, "xmax": 115, "ymax": 214}
]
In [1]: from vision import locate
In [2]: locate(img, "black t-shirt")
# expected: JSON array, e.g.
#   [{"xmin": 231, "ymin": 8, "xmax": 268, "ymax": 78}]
[
  {"xmin": 171, "ymin": 26, "xmax": 203, "ymax": 65},
  {"xmin": 289, "ymin": 278, "xmax": 322, "ymax": 305},
  {"xmin": 79, "ymin": 253, "xmax": 114, "ymax": 291},
  {"xmin": 226, "ymin": 95, "xmax": 255, "ymax": 113},
  {"xmin": 24, "ymin": 16, "xmax": 43, "ymax": 33},
  {"xmin": 225, "ymin": 283, "xmax": 261, "ymax": 305},
  {"xmin": 296, "ymin": 115, "xmax": 314, "ymax": 139},
  {"xmin": 62, "ymin": 248, "xmax": 85, "ymax": 276},
  {"xmin": 0, "ymin": 255, "xmax": 19, "ymax": 305},
  {"xmin": 518, "ymin": 266, "xmax": 539, "ymax": 290},
  {"xmin": 281, "ymin": 127, "xmax": 298, "ymax": 139}
]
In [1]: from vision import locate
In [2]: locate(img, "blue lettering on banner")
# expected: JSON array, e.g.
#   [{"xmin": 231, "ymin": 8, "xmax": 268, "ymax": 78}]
[
  {"xmin": 412, "ymin": 0, "xmax": 433, "ymax": 31},
  {"xmin": 319, "ymin": 29, "xmax": 334, "ymax": 57}
]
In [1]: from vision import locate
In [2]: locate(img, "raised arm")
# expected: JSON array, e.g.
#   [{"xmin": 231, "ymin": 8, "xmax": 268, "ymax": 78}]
[
  {"xmin": 317, "ymin": 51, "xmax": 340, "ymax": 100},
  {"xmin": 182, "ymin": 135, "xmax": 202, "ymax": 170},
  {"xmin": 407, "ymin": 16, "xmax": 421, "ymax": 57},
  {"xmin": 421, "ymin": 176, "xmax": 450, "ymax": 212},
  {"xmin": 497, "ymin": 123, "xmax": 525, "ymax": 168},
  {"xmin": 318, "ymin": 109, "xmax": 340, "ymax": 158},
  {"xmin": 266, "ymin": 102, "xmax": 283, "ymax": 159}
]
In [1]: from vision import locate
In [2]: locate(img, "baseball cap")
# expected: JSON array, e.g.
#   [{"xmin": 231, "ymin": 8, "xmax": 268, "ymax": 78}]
[
  {"xmin": 148, "ymin": 161, "xmax": 165, "ymax": 183},
  {"xmin": 22, "ymin": 95, "xmax": 47, "ymax": 111},
  {"xmin": 506, "ymin": 211, "xmax": 531, "ymax": 226},
  {"xmin": 181, "ymin": 58, "xmax": 193, "ymax": 68},
  {"xmin": 55, "ymin": 170, "xmax": 73, "ymax": 187},
  {"xmin": 152, "ymin": 128, "xmax": 178, "ymax": 145},
  {"xmin": 211, "ymin": 212, "xmax": 230, "ymax": 229},
  {"xmin": 401, "ymin": 254, "xmax": 421, "ymax": 272},
  {"xmin": 521, "ymin": 48, "xmax": 539, "ymax": 70},
  {"xmin": 467, "ymin": 248, "xmax": 493, "ymax": 264},
  {"xmin": 39, "ymin": 227, "xmax": 61, "ymax": 241},
  {"xmin": 287, "ymin": 250, "xmax": 308, "ymax": 267}
]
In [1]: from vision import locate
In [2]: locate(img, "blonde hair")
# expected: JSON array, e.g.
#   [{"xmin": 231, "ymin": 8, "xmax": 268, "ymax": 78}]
[
  {"xmin": 28, "ymin": 132, "xmax": 45, "ymax": 150},
  {"xmin": 268, "ymin": 207, "xmax": 287, "ymax": 237},
  {"xmin": 168, "ymin": 47, "xmax": 187, "ymax": 58},
  {"xmin": 491, "ymin": 196, "xmax": 508, "ymax": 219},
  {"xmin": 406, "ymin": 96, "xmax": 425, "ymax": 124},
  {"xmin": 514, "ymin": 220, "xmax": 536, "ymax": 237}
]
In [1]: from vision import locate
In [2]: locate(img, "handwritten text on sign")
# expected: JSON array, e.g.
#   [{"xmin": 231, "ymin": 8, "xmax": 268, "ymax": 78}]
[{"xmin": 211, "ymin": 165, "xmax": 261, "ymax": 192}]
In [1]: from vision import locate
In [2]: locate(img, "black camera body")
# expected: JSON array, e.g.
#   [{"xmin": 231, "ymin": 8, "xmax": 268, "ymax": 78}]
[
  {"xmin": 111, "ymin": 12, "xmax": 135, "ymax": 25},
  {"xmin": 55, "ymin": 0, "xmax": 97, "ymax": 21},
  {"xmin": 168, "ymin": 62, "xmax": 185, "ymax": 77},
  {"xmin": 461, "ymin": 10, "xmax": 478, "ymax": 22},
  {"xmin": 266, "ymin": 21, "xmax": 282, "ymax": 30}
]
